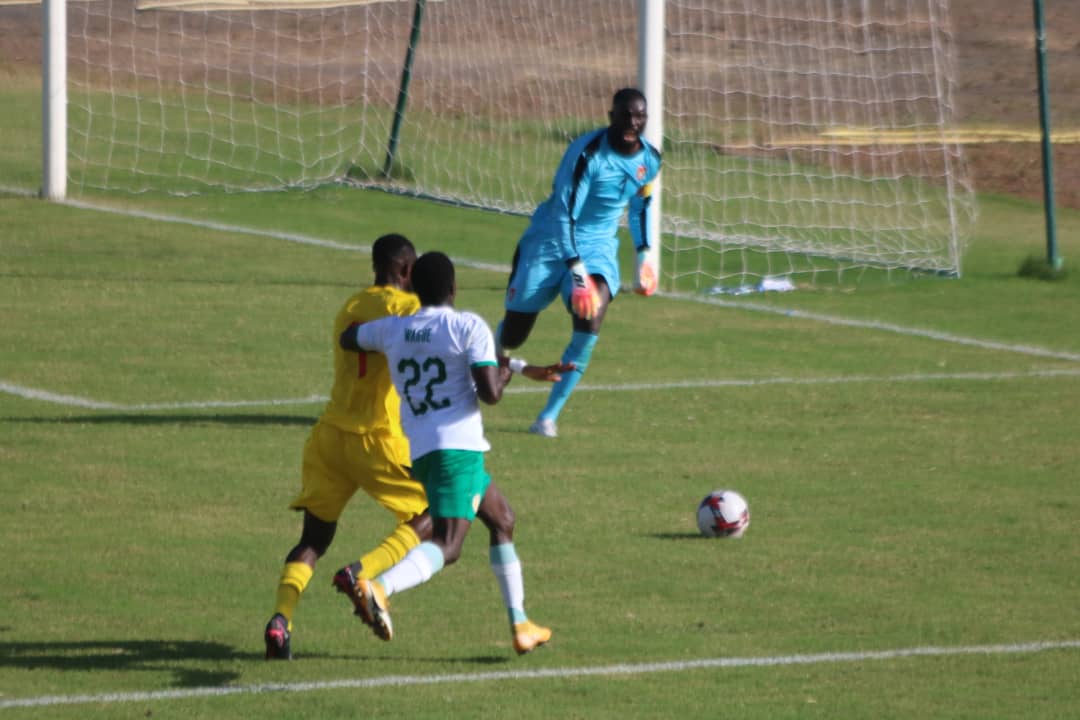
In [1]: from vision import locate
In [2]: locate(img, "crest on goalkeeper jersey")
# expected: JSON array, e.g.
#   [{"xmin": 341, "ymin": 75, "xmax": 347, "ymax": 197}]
[{"xmin": 636, "ymin": 165, "xmax": 646, "ymax": 181}]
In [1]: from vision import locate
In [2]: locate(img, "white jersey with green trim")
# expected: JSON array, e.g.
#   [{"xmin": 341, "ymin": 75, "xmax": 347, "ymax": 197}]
[{"xmin": 353, "ymin": 305, "xmax": 497, "ymax": 460}]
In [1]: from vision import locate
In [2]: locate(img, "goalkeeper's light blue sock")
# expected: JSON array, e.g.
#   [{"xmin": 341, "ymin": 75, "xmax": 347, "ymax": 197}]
[{"xmin": 538, "ymin": 331, "xmax": 597, "ymax": 422}]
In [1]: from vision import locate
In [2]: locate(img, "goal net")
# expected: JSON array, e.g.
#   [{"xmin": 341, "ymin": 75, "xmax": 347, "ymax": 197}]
[{"xmin": 64, "ymin": 0, "xmax": 975, "ymax": 286}]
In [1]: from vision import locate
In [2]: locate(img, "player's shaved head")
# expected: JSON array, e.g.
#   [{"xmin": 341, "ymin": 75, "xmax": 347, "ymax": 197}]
[
  {"xmin": 612, "ymin": 87, "xmax": 646, "ymax": 110},
  {"xmin": 372, "ymin": 233, "xmax": 416, "ymax": 289},
  {"xmin": 373, "ymin": 233, "xmax": 416, "ymax": 272},
  {"xmin": 412, "ymin": 251, "xmax": 456, "ymax": 306}
]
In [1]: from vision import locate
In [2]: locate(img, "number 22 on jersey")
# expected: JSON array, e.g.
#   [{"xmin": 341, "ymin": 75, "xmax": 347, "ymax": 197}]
[{"xmin": 398, "ymin": 356, "xmax": 450, "ymax": 416}]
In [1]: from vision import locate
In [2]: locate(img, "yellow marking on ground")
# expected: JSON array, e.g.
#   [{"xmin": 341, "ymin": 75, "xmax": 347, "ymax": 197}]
[
  {"xmin": 0, "ymin": 0, "xmax": 436, "ymax": 6},
  {"xmin": 767, "ymin": 127, "xmax": 1080, "ymax": 146},
  {"xmin": 136, "ymin": 0, "xmax": 438, "ymax": 8}
]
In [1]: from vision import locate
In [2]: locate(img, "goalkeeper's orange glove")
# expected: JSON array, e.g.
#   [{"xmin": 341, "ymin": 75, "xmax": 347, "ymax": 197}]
[
  {"xmin": 634, "ymin": 248, "xmax": 658, "ymax": 296},
  {"xmin": 568, "ymin": 259, "xmax": 601, "ymax": 320}
]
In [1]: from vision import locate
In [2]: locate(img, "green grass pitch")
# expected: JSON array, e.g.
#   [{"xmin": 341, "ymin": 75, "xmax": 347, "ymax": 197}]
[{"xmin": 3, "ymin": 88, "xmax": 1080, "ymax": 719}]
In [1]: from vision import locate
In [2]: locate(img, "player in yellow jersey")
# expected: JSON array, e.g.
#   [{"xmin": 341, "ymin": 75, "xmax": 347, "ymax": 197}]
[{"xmin": 265, "ymin": 233, "xmax": 432, "ymax": 660}]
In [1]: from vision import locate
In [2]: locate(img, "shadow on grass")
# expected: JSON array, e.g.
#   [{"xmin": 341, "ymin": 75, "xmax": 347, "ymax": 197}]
[
  {"xmin": 0, "ymin": 639, "xmax": 249, "ymax": 687},
  {"xmin": 1, "ymin": 414, "xmax": 317, "ymax": 427},
  {"xmin": 306, "ymin": 651, "xmax": 511, "ymax": 666},
  {"xmin": 649, "ymin": 532, "xmax": 708, "ymax": 540},
  {"xmin": 0, "ymin": 638, "xmax": 512, "ymax": 690}
]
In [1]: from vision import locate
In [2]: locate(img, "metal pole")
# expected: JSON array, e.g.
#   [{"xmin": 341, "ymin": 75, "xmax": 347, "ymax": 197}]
[
  {"xmin": 382, "ymin": 0, "xmax": 427, "ymax": 179},
  {"xmin": 1032, "ymin": 0, "xmax": 1061, "ymax": 269}
]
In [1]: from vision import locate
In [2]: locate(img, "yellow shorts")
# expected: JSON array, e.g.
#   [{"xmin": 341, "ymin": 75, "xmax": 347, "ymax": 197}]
[{"xmin": 289, "ymin": 421, "xmax": 427, "ymax": 523}]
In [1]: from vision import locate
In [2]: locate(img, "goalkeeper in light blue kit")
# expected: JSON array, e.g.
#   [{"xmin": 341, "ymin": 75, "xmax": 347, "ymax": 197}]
[{"xmin": 496, "ymin": 88, "xmax": 662, "ymax": 438}]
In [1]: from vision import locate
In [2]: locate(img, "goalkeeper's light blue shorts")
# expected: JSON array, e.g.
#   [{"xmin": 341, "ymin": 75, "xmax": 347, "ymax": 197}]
[{"xmin": 504, "ymin": 236, "xmax": 620, "ymax": 314}]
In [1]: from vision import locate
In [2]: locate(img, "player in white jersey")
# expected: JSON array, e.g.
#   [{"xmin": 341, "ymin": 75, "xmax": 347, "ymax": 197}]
[{"xmin": 338, "ymin": 251, "xmax": 571, "ymax": 655}]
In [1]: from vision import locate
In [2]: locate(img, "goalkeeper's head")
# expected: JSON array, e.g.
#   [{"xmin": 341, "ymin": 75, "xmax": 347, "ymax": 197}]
[
  {"xmin": 411, "ymin": 251, "xmax": 456, "ymax": 307},
  {"xmin": 372, "ymin": 233, "xmax": 417, "ymax": 290},
  {"xmin": 608, "ymin": 87, "xmax": 647, "ymax": 156}
]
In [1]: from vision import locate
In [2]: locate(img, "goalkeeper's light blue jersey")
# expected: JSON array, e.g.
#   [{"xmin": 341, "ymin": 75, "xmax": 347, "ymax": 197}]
[{"xmin": 520, "ymin": 128, "xmax": 662, "ymax": 273}]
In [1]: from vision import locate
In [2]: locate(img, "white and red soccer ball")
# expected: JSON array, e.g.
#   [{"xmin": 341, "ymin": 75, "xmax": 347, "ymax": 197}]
[{"xmin": 696, "ymin": 490, "xmax": 750, "ymax": 538}]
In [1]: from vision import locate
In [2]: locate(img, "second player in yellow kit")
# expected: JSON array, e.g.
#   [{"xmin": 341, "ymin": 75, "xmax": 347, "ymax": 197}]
[
  {"xmin": 291, "ymin": 281, "xmax": 425, "ymax": 524},
  {"xmin": 264, "ymin": 233, "xmax": 432, "ymax": 660}
]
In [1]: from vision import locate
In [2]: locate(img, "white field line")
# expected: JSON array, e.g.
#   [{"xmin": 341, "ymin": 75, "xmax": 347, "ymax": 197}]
[
  {"xmin": 2, "ymin": 639, "xmax": 1078, "ymax": 710},
  {"xmin": 2, "ymin": 193, "xmax": 1077, "ymax": 361},
  {"xmin": 4, "ymin": 369, "xmax": 1080, "ymax": 410},
  {"xmin": 685, "ymin": 294, "xmax": 1080, "ymax": 363},
  {"xmin": 61, "ymin": 199, "xmax": 514, "ymax": 274},
  {"xmin": 0, "ymin": 381, "xmax": 326, "ymax": 410}
]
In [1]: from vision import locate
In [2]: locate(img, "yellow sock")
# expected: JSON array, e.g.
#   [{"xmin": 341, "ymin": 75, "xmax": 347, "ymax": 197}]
[
  {"xmin": 357, "ymin": 523, "xmax": 421, "ymax": 579},
  {"xmin": 273, "ymin": 561, "xmax": 314, "ymax": 629}
]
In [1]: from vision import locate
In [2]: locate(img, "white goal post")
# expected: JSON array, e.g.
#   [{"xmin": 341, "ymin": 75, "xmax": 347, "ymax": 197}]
[
  {"xmin": 41, "ymin": 0, "xmax": 975, "ymax": 287},
  {"xmin": 41, "ymin": 0, "xmax": 66, "ymax": 200}
]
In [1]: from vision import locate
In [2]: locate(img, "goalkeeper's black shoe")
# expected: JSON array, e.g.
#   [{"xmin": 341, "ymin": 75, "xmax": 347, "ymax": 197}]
[
  {"xmin": 331, "ymin": 563, "xmax": 372, "ymax": 625},
  {"xmin": 264, "ymin": 613, "xmax": 292, "ymax": 660}
]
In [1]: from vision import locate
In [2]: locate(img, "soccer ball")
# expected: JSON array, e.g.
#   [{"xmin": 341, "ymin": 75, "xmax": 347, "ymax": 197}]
[{"xmin": 696, "ymin": 490, "xmax": 750, "ymax": 538}]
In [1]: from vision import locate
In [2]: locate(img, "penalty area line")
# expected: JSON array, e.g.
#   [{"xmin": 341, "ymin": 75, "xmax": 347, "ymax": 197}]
[
  {"xmin": 506, "ymin": 367, "xmax": 1080, "ymax": 395},
  {"xmin": 2, "ymin": 639, "xmax": 1078, "ymax": 709},
  {"xmin": 685, "ymin": 293, "xmax": 1080, "ymax": 363},
  {"xmin": 0, "ymin": 381, "xmax": 325, "ymax": 411},
  {"xmin": 3, "ymin": 369, "xmax": 1080, "ymax": 409}
]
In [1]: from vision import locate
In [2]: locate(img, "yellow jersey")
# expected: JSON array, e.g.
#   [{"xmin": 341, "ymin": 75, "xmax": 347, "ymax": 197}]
[{"xmin": 319, "ymin": 284, "xmax": 420, "ymax": 436}]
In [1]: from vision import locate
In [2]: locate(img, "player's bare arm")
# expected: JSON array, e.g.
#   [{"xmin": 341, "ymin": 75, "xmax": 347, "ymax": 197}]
[
  {"xmin": 474, "ymin": 360, "xmax": 575, "ymax": 405},
  {"xmin": 498, "ymin": 356, "xmax": 576, "ymax": 383}
]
